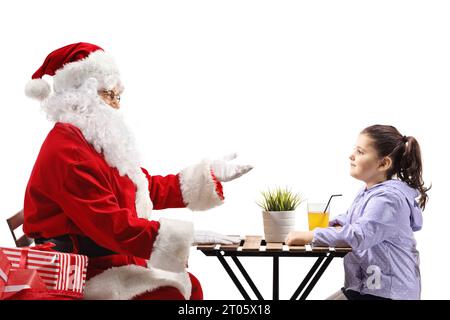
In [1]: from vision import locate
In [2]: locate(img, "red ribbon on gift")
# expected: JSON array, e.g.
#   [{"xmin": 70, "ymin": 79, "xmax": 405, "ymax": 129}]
[{"xmin": 30, "ymin": 242, "xmax": 57, "ymax": 252}]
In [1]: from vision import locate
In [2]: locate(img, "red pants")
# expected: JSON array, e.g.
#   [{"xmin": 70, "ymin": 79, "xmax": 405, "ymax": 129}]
[{"xmin": 133, "ymin": 272, "xmax": 203, "ymax": 300}]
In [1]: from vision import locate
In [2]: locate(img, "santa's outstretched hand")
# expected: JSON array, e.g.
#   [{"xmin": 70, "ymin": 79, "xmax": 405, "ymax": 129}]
[
  {"xmin": 210, "ymin": 153, "xmax": 253, "ymax": 182},
  {"xmin": 191, "ymin": 153, "xmax": 251, "ymax": 244}
]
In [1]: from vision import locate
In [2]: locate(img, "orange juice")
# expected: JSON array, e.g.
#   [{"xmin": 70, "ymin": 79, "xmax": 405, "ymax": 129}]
[{"xmin": 308, "ymin": 211, "xmax": 329, "ymax": 231}]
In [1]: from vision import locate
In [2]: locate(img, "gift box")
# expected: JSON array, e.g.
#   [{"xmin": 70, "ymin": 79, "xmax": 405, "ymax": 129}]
[
  {"xmin": 0, "ymin": 249, "xmax": 11, "ymax": 293},
  {"xmin": 1, "ymin": 268, "xmax": 47, "ymax": 300},
  {"xmin": 0, "ymin": 244, "xmax": 88, "ymax": 296},
  {"xmin": 1, "ymin": 249, "xmax": 46, "ymax": 300}
]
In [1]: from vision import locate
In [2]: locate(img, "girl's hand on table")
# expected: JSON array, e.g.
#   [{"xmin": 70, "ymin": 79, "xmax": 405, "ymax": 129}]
[{"xmin": 285, "ymin": 231, "xmax": 314, "ymax": 246}]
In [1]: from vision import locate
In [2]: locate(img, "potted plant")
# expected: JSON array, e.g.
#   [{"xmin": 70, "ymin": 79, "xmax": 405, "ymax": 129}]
[{"xmin": 257, "ymin": 187, "xmax": 303, "ymax": 243}]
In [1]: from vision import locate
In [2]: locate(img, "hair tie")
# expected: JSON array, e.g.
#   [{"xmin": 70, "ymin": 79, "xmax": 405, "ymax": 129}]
[{"xmin": 402, "ymin": 135, "xmax": 408, "ymax": 143}]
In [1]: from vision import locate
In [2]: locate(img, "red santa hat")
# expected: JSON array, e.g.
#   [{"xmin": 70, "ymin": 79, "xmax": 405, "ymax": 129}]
[{"xmin": 25, "ymin": 42, "xmax": 123, "ymax": 101}]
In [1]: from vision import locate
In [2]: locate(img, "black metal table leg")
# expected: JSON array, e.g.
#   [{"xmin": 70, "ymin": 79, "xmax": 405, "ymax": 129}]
[
  {"xmin": 215, "ymin": 251, "xmax": 251, "ymax": 300},
  {"xmin": 299, "ymin": 253, "xmax": 335, "ymax": 300},
  {"xmin": 290, "ymin": 256, "xmax": 325, "ymax": 300},
  {"xmin": 231, "ymin": 256, "xmax": 264, "ymax": 300},
  {"xmin": 273, "ymin": 256, "xmax": 279, "ymax": 300}
]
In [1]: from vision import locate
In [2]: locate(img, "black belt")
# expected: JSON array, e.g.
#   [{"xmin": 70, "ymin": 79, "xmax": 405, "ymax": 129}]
[{"xmin": 35, "ymin": 235, "xmax": 116, "ymax": 258}]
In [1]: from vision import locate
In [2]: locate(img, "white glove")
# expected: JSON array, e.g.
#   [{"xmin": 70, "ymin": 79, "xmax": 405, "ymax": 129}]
[
  {"xmin": 210, "ymin": 153, "xmax": 253, "ymax": 182},
  {"xmin": 194, "ymin": 230, "xmax": 241, "ymax": 244}
]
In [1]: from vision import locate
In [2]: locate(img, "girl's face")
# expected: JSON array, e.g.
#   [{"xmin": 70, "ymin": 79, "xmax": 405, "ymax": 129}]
[{"xmin": 349, "ymin": 134, "xmax": 391, "ymax": 187}]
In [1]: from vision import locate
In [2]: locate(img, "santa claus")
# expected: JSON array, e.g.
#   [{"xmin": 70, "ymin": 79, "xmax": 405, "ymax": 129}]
[{"xmin": 23, "ymin": 42, "xmax": 252, "ymax": 300}]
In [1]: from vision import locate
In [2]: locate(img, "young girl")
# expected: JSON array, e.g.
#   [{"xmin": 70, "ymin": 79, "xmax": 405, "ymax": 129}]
[{"xmin": 285, "ymin": 124, "xmax": 430, "ymax": 300}]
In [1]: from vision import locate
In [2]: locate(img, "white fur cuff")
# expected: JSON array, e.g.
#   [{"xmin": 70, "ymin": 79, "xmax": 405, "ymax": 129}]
[
  {"xmin": 148, "ymin": 218, "xmax": 194, "ymax": 273},
  {"xmin": 178, "ymin": 160, "xmax": 224, "ymax": 211}
]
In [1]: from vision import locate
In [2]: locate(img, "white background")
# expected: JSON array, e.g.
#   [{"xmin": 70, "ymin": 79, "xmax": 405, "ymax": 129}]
[{"xmin": 0, "ymin": 0, "xmax": 448, "ymax": 300}]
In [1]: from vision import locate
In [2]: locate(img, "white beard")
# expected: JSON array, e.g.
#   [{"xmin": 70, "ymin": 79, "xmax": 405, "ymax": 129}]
[{"xmin": 40, "ymin": 78, "xmax": 153, "ymax": 219}]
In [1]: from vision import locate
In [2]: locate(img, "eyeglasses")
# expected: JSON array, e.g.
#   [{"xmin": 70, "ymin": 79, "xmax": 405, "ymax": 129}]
[{"xmin": 98, "ymin": 90, "xmax": 121, "ymax": 102}]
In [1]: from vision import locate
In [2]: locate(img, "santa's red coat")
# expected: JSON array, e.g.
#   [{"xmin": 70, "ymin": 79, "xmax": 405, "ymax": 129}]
[{"xmin": 23, "ymin": 122, "xmax": 223, "ymax": 299}]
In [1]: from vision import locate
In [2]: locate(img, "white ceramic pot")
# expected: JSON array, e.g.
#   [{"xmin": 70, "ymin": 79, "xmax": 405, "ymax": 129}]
[{"xmin": 262, "ymin": 210, "xmax": 296, "ymax": 243}]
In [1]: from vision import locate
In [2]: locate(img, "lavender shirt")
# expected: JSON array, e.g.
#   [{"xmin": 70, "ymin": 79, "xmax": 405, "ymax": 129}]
[{"xmin": 313, "ymin": 180, "xmax": 422, "ymax": 300}]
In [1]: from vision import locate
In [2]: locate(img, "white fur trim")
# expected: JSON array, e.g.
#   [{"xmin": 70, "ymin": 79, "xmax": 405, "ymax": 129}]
[
  {"xmin": 25, "ymin": 78, "xmax": 51, "ymax": 101},
  {"xmin": 40, "ymin": 78, "xmax": 153, "ymax": 219},
  {"xmin": 134, "ymin": 172, "xmax": 153, "ymax": 219},
  {"xmin": 148, "ymin": 218, "xmax": 194, "ymax": 273},
  {"xmin": 178, "ymin": 160, "xmax": 224, "ymax": 211},
  {"xmin": 53, "ymin": 50, "xmax": 123, "ymax": 93},
  {"xmin": 84, "ymin": 264, "xmax": 192, "ymax": 300}
]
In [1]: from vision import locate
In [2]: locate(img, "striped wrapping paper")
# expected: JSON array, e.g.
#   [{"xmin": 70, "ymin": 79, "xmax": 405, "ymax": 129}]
[{"xmin": 0, "ymin": 247, "xmax": 88, "ymax": 294}]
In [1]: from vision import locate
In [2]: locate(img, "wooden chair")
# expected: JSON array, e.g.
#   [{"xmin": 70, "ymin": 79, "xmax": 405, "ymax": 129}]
[{"xmin": 6, "ymin": 209, "xmax": 33, "ymax": 247}]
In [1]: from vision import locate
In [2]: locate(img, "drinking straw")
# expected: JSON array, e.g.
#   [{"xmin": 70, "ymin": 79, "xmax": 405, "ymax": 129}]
[{"xmin": 323, "ymin": 194, "xmax": 343, "ymax": 213}]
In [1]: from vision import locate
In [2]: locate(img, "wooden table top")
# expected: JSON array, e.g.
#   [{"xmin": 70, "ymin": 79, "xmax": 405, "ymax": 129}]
[{"xmin": 195, "ymin": 235, "xmax": 352, "ymax": 257}]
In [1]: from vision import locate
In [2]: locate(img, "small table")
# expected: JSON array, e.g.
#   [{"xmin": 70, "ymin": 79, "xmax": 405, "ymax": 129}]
[{"xmin": 196, "ymin": 235, "xmax": 352, "ymax": 300}]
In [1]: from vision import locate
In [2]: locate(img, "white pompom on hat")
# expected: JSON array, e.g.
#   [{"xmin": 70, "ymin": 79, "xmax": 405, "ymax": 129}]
[{"xmin": 25, "ymin": 78, "xmax": 51, "ymax": 101}]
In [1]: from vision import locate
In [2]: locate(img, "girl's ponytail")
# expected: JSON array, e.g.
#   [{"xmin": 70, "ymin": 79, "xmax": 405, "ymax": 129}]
[{"xmin": 398, "ymin": 136, "xmax": 430, "ymax": 210}]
